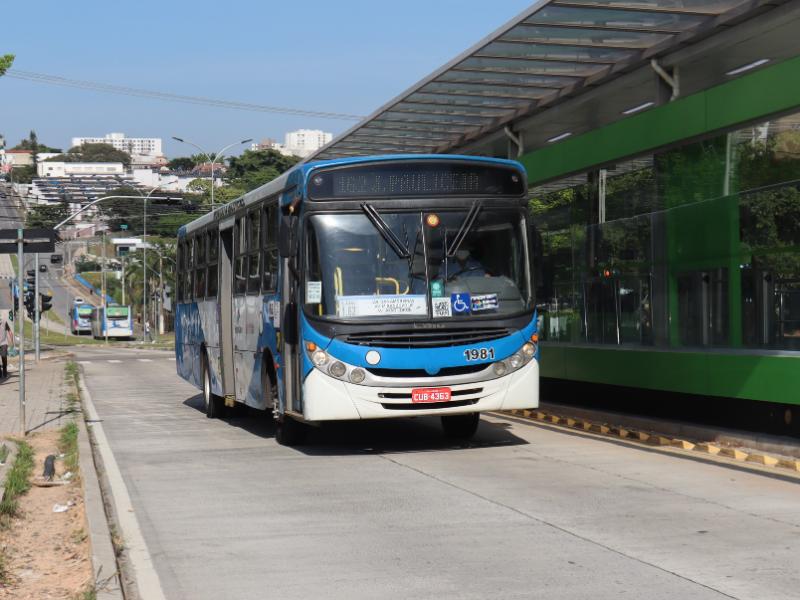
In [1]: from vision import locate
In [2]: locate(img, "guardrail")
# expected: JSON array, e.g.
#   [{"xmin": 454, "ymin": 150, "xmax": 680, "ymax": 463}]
[{"xmin": 74, "ymin": 273, "xmax": 114, "ymax": 304}]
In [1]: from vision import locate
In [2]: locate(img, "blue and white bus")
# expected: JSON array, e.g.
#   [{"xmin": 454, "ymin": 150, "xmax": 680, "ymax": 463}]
[
  {"xmin": 70, "ymin": 303, "xmax": 94, "ymax": 335},
  {"xmin": 175, "ymin": 155, "xmax": 539, "ymax": 444},
  {"xmin": 91, "ymin": 305, "xmax": 134, "ymax": 339}
]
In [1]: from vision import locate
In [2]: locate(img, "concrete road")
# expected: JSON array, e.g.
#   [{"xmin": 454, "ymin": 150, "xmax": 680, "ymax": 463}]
[{"xmin": 76, "ymin": 345, "xmax": 800, "ymax": 600}]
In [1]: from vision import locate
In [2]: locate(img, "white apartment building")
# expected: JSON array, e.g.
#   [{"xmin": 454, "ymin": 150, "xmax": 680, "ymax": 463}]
[
  {"xmin": 38, "ymin": 162, "xmax": 125, "ymax": 177},
  {"xmin": 284, "ymin": 129, "xmax": 333, "ymax": 158},
  {"xmin": 72, "ymin": 132, "xmax": 163, "ymax": 159}
]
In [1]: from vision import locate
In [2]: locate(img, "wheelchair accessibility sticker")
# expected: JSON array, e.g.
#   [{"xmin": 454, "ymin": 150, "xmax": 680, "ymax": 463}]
[{"xmin": 451, "ymin": 292, "xmax": 471, "ymax": 315}]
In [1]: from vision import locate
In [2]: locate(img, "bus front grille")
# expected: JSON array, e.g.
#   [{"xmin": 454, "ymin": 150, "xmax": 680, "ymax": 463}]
[
  {"xmin": 380, "ymin": 399, "xmax": 479, "ymax": 411},
  {"xmin": 343, "ymin": 328, "xmax": 511, "ymax": 348}
]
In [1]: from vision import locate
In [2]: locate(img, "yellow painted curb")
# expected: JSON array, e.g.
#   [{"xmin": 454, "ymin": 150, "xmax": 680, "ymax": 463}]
[
  {"xmin": 696, "ymin": 443, "xmax": 721, "ymax": 455},
  {"xmin": 747, "ymin": 453, "xmax": 779, "ymax": 467},
  {"xmin": 719, "ymin": 448, "xmax": 749, "ymax": 461},
  {"xmin": 502, "ymin": 409, "xmax": 799, "ymax": 476}
]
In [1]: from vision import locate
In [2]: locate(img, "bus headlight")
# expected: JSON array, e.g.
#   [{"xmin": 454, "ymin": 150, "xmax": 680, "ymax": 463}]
[
  {"xmin": 509, "ymin": 353, "xmax": 523, "ymax": 369},
  {"xmin": 493, "ymin": 362, "xmax": 508, "ymax": 376},
  {"xmin": 329, "ymin": 361, "xmax": 346, "ymax": 378},
  {"xmin": 521, "ymin": 343, "xmax": 536, "ymax": 358},
  {"xmin": 311, "ymin": 350, "xmax": 328, "ymax": 367},
  {"xmin": 349, "ymin": 368, "xmax": 366, "ymax": 384}
]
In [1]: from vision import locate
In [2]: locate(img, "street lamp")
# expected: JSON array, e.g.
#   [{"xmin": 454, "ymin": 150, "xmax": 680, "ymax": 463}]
[{"xmin": 171, "ymin": 137, "xmax": 252, "ymax": 210}]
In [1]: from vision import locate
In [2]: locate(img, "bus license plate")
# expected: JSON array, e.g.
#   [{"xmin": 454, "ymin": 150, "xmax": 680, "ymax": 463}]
[{"xmin": 411, "ymin": 387, "xmax": 451, "ymax": 403}]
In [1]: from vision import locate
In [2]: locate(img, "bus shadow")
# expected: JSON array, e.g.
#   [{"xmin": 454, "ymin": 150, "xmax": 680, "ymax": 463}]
[{"xmin": 183, "ymin": 395, "xmax": 529, "ymax": 455}]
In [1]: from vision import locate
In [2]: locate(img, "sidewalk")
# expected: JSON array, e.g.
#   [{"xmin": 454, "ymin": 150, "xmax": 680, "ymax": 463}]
[{"xmin": 0, "ymin": 356, "xmax": 69, "ymax": 435}]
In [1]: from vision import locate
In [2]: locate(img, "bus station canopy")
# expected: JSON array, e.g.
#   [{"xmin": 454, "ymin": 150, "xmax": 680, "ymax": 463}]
[{"xmin": 308, "ymin": 0, "xmax": 797, "ymax": 164}]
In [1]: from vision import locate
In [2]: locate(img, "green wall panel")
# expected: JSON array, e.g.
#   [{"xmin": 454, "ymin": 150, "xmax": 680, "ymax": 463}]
[
  {"xmin": 540, "ymin": 344, "xmax": 800, "ymax": 405},
  {"xmin": 522, "ymin": 55, "xmax": 800, "ymax": 186}
]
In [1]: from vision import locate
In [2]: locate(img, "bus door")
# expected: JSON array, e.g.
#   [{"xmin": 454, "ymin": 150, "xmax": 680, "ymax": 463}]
[
  {"xmin": 279, "ymin": 213, "xmax": 301, "ymax": 416},
  {"xmin": 218, "ymin": 223, "xmax": 236, "ymax": 403}
]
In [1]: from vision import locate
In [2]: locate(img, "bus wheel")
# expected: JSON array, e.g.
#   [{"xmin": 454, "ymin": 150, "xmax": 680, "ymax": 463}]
[
  {"xmin": 275, "ymin": 415, "xmax": 306, "ymax": 446},
  {"xmin": 203, "ymin": 354, "xmax": 224, "ymax": 419},
  {"xmin": 441, "ymin": 413, "xmax": 480, "ymax": 439}
]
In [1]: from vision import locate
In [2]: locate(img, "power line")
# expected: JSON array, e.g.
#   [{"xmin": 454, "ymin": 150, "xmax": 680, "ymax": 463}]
[{"xmin": 6, "ymin": 69, "xmax": 364, "ymax": 121}]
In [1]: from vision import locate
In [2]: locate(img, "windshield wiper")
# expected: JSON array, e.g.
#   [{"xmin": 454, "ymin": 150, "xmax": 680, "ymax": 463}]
[
  {"xmin": 446, "ymin": 200, "xmax": 481, "ymax": 257},
  {"xmin": 361, "ymin": 203, "xmax": 410, "ymax": 259}
]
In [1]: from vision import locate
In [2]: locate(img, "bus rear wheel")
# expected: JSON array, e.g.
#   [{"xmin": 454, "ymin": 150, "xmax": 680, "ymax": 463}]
[
  {"xmin": 275, "ymin": 415, "xmax": 307, "ymax": 446},
  {"xmin": 441, "ymin": 413, "xmax": 480, "ymax": 439},
  {"xmin": 203, "ymin": 354, "xmax": 224, "ymax": 419}
]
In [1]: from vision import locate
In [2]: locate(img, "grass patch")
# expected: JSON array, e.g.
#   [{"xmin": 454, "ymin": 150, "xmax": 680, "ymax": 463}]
[
  {"xmin": 0, "ymin": 547, "xmax": 9, "ymax": 585},
  {"xmin": 65, "ymin": 361, "xmax": 80, "ymax": 387},
  {"xmin": 72, "ymin": 584, "xmax": 97, "ymax": 600},
  {"xmin": 0, "ymin": 444, "xmax": 8, "ymax": 464},
  {"xmin": 0, "ymin": 441, "xmax": 35, "ymax": 518},
  {"xmin": 59, "ymin": 422, "xmax": 79, "ymax": 477}
]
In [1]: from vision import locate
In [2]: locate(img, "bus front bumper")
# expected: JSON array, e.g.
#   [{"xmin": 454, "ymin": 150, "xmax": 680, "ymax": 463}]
[{"xmin": 302, "ymin": 360, "xmax": 539, "ymax": 421}]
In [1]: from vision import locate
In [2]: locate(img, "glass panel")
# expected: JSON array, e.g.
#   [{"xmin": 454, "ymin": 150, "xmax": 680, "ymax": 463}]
[
  {"xmin": 501, "ymin": 25, "xmax": 669, "ymax": 49},
  {"xmin": 248, "ymin": 252, "xmax": 261, "ymax": 293},
  {"xmin": 236, "ymin": 217, "xmax": 247, "ymax": 255},
  {"xmin": 677, "ymin": 269, "xmax": 728, "ymax": 347},
  {"xmin": 420, "ymin": 81, "xmax": 551, "ymax": 99},
  {"xmin": 551, "ymin": 1, "xmax": 749, "ymax": 14},
  {"xmin": 195, "ymin": 234, "xmax": 205, "ymax": 267},
  {"xmin": 381, "ymin": 111, "xmax": 484, "ymax": 125},
  {"xmin": 195, "ymin": 266, "xmax": 206, "ymax": 299},
  {"xmin": 357, "ymin": 128, "xmax": 456, "ymax": 142},
  {"xmin": 369, "ymin": 119, "xmax": 472, "ymax": 133},
  {"xmin": 207, "ymin": 229, "xmax": 218, "ymax": 263},
  {"xmin": 393, "ymin": 102, "xmax": 510, "ymax": 117},
  {"xmin": 248, "ymin": 210, "xmax": 260, "ymax": 251},
  {"xmin": 440, "ymin": 69, "xmax": 574, "ymax": 88},
  {"xmin": 458, "ymin": 56, "xmax": 600, "ymax": 77},
  {"xmin": 479, "ymin": 41, "xmax": 636, "ymax": 62},
  {"xmin": 525, "ymin": 5, "xmax": 707, "ymax": 30},
  {"xmin": 265, "ymin": 204, "xmax": 278, "ymax": 246},
  {"xmin": 263, "ymin": 248, "xmax": 278, "ymax": 293},
  {"xmin": 207, "ymin": 265, "xmax": 218, "ymax": 298},
  {"xmin": 235, "ymin": 256, "xmax": 247, "ymax": 295},
  {"xmin": 410, "ymin": 92, "xmax": 542, "ymax": 107}
]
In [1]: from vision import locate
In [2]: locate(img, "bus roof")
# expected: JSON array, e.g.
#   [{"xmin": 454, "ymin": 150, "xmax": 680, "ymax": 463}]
[{"xmin": 179, "ymin": 154, "xmax": 524, "ymax": 238}]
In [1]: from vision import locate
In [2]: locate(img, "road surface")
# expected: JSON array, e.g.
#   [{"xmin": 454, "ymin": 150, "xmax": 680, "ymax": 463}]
[{"xmin": 74, "ymin": 345, "xmax": 800, "ymax": 600}]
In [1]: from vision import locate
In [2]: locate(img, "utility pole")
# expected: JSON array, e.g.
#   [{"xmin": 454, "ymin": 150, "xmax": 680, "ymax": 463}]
[
  {"xmin": 34, "ymin": 253, "xmax": 40, "ymax": 362},
  {"xmin": 102, "ymin": 231, "xmax": 108, "ymax": 345},
  {"xmin": 16, "ymin": 228, "xmax": 25, "ymax": 436},
  {"xmin": 158, "ymin": 253, "xmax": 164, "ymax": 335}
]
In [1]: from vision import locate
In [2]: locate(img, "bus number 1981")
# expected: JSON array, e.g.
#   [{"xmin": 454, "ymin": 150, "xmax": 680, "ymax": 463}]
[{"xmin": 464, "ymin": 348, "xmax": 495, "ymax": 361}]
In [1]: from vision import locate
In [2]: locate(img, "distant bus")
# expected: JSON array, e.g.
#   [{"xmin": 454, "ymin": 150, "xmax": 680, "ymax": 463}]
[
  {"xmin": 175, "ymin": 155, "xmax": 539, "ymax": 445},
  {"xmin": 91, "ymin": 305, "xmax": 134, "ymax": 339},
  {"xmin": 70, "ymin": 304, "xmax": 94, "ymax": 335}
]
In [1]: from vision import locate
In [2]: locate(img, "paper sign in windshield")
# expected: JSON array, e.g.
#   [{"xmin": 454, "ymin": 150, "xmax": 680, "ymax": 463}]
[
  {"xmin": 336, "ymin": 295, "xmax": 427, "ymax": 318},
  {"xmin": 306, "ymin": 281, "xmax": 322, "ymax": 304}
]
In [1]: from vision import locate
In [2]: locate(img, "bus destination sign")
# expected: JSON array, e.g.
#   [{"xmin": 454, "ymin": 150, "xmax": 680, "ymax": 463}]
[{"xmin": 307, "ymin": 162, "xmax": 524, "ymax": 200}]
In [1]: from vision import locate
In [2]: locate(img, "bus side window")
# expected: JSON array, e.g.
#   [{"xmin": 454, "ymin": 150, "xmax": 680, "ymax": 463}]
[
  {"xmin": 234, "ymin": 217, "xmax": 247, "ymax": 295},
  {"xmin": 207, "ymin": 229, "xmax": 218, "ymax": 298},
  {"xmin": 195, "ymin": 233, "xmax": 207, "ymax": 298},
  {"xmin": 187, "ymin": 236, "xmax": 195, "ymax": 300},
  {"xmin": 176, "ymin": 243, "xmax": 183, "ymax": 303},
  {"xmin": 248, "ymin": 209, "xmax": 261, "ymax": 294},
  {"xmin": 263, "ymin": 203, "xmax": 278, "ymax": 292}
]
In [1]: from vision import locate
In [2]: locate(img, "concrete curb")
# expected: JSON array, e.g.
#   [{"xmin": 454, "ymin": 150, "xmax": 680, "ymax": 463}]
[
  {"xmin": 502, "ymin": 407, "xmax": 800, "ymax": 479},
  {"xmin": 77, "ymin": 410, "xmax": 125, "ymax": 600},
  {"xmin": 78, "ymin": 370, "xmax": 168, "ymax": 600}
]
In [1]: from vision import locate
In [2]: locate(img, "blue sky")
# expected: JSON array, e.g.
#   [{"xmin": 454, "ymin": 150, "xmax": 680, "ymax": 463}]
[{"xmin": 1, "ymin": 1, "xmax": 533, "ymax": 157}]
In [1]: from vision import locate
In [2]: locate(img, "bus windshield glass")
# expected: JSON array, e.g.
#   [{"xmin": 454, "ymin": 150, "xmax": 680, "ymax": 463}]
[
  {"xmin": 77, "ymin": 307, "xmax": 93, "ymax": 317},
  {"xmin": 106, "ymin": 306, "xmax": 129, "ymax": 320},
  {"xmin": 305, "ymin": 209, "xmax": 529, "ymax": 320}
]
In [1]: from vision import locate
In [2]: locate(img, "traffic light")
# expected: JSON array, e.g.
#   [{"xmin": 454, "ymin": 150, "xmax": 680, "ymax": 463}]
[
  {"xmin": 25, "ymin": 269, "xmax": 36, "ymax": 292},
  {"xmin": 24, "ymin": 291, "xmax": 36, "ymax": 320},
  {"xmin": 39, "ymin": 293, "xmax": 53, "ymax": 314}
]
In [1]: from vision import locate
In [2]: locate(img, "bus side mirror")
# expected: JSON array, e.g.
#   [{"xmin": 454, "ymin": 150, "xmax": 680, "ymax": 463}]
[{"xmin": 279, "ymin": 215, "xmax": 298, "ymax": 258}]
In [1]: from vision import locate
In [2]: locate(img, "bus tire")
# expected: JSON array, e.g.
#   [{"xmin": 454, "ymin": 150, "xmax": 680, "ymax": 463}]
[
  {"xmin": 441, "ymin": 413, "xmax": 480, "ymax": 439},
  {"xmin": 203, "ymin": 353, "xmax": 224, "ymax": 419},
  {"xmin": 275, "ymin": 415, "xmax": 306, "ymax": 446}
]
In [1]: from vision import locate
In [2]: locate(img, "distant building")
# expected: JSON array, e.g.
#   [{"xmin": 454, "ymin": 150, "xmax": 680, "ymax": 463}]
[
  {"xmin": 38, "ymin": 162, "xmax": 125, "ymax": 178},
  {"xmin": 250, "ymin": 138, "xmax": 294, "ymax": 157},
  {"xmin": 72, "ymin": 132, "xmax": 164, "ymax": 164},
  {"xmin": 4, "ymin": 150, "xmax": 33, "ymax": 167},
  {"xmin": 284, "ymin": 129, "xmax": 333, "ymax": 158}
]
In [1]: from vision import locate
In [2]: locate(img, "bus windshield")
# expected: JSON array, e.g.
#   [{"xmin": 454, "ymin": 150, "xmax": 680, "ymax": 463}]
[
  {"xmin": 77, "ymin": 307, "xmax": 93, "ymax": 317},
  {"xmin": 305, "ymin": 208, "xmax": 529, "ymax": 320},
  {"xmin": 106, "ymin": 306, "xmax": 129, "ymax": 320}
]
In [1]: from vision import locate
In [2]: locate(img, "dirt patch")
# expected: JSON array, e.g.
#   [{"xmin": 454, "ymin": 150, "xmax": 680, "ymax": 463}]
[{"xmin": 0, "ymin": 430, "xmax": 93, "ymax": 599}]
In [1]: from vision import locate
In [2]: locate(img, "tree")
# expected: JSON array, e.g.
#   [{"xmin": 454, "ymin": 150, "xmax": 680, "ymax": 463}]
[
  {"xmin": 225, "ymin": 149, "xmax": 299, "ymax": 192},
  {"xmin": 167, "ymin": 156, "xmax": 196, "ymax": 171},
  {"xmin": 185, "ymin": 178, "xmax": 244, "ymax": 208},
  {"xmin": 25, "ymin": 199, "xmax": 70, "ymax": 228},
  {"xmin": 0, "ymin": 54, "xmax": 13, "ymax": 76},
  {"xmin": 46, "ymin": 143, "xmax": 131, "ymax": 167}
]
